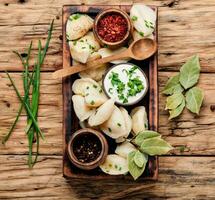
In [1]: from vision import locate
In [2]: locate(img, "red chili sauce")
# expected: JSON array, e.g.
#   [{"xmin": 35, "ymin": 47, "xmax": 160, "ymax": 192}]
[{"xmin": 97, "ymin": 13, "xmax": 128, "ymax": 43}]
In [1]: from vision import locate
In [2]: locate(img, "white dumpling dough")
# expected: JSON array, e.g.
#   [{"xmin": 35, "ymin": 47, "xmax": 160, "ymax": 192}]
[
  {"xmin": 88, "ymin": 99, "xmax": 115, "ymax": 127},
  {"xmin": 115, "ymin": 141, "xmax": 137, "ymax": 159},
  {"xmin": 131, "ymin": 106, "xmax": 148, "ymax": 135},
  {"xmin": 66, "ymin": 14, "xmax": 93, "ymax": 40},
  {"xmin": 99, "ymin": 154, "xmax": 128, "ymax": 175},
  {"xmin": 72, "ymin": 95, "xmax": 95, "ymax": 122},
  {"xmin": 69, "ymin": 32, "xmax": 100, "ymax": 63},
  {"xmin": 130, "ymin": 4, "xmax": 156, "ymax": 37},
  {"xmin": 72, "ymin": 78, "xmax": 98, "ymax": 96},
  {"xmin": 84, "ymin": 82, "xmax": 108, "ymax": 107},
  {"xmin": 132, "ymin": 30, "xmax": 154, "ymax": 41},
  {"xmin": 98, "ymin": 47, "xmax": 131, "ymax": 64},
  {"xmin": 115, "ymin": 107, "xmax": 132, "ymax": 143},
  {"xmin": 100, "ymin": 106, "xmax": 127, "ymax": 139}
]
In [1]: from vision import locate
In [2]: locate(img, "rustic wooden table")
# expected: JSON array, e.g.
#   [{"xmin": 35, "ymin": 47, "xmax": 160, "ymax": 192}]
[{"xmin": 0, "ymin": 0, "xmax": 215, "ymax": 199}]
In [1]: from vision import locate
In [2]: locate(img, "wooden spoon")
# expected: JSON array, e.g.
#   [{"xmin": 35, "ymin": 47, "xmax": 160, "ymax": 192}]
[{"xmin": 52, "ymin": 38, "xmax": 157, "ymax": 79}]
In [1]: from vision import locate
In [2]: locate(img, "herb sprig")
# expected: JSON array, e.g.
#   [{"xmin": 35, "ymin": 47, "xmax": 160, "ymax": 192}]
[{"xmin": 2, "ymin": 20, "xmax": 54, "ymax": 167}]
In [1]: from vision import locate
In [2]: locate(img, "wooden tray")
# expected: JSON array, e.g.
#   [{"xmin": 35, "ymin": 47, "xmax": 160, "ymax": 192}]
[{"xmin": 62, "ymin": 5, "xmax": 158, "ymax": 180}]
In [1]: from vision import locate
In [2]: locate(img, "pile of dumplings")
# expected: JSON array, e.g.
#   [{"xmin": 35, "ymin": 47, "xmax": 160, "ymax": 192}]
[
  {"xmin": 72, "ymin": 77, "xmax": 149, "ymax": 175},
  {"xmin": 67, "ymin": 4, "xmax": 156, "ymax": 175}
]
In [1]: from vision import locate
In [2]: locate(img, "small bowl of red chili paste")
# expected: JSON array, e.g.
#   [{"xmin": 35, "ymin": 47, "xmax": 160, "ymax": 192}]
[
  {"xmin": 67, "ymin": 128, "xmax": 108, "ymax": 170},
  {"xmin": 94, "ymin": 8, "xmax": 132, "ymax": 49}
]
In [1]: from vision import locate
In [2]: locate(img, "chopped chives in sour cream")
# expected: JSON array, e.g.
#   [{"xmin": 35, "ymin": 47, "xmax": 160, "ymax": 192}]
[{"xmin": 103, "ymin": 63, "xmax": 148, "ymax": 105}]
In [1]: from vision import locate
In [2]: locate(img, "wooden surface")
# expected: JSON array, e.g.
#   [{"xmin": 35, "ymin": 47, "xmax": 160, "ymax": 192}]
[
  {"xmin": 0, "ymin": 0, "xmax": 215, "ymax": 199},
  {"xmin": 62, "ymin": 5, "xmax": 158, "ymax": 180}
]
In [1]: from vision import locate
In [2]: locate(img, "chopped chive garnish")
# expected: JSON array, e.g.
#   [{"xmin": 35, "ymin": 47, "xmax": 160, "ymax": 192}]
[
  {"xmin": 108, "ymin": 128, "xmax": 112, "ymax": 132},
  {"xmin": 90, "ymin": 100, "xmax": 95, "ymax": 105},
  {"xmin": 132, "ymin": 16, "xmax": 138, "ymax": 21}
]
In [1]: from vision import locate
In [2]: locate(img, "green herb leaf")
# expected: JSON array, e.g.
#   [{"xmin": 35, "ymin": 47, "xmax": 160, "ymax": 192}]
[
  {"xmin": 162, "ymin": 74, "xmax": 184, "ymax": 95},
  {"xmin": 165, "ymin": 92, "xmax": 184, "ymax": 110},
  {"xmin": 185, "ymin": 87, "xmax": 204, "ymax": 114},
  {"xmin": 139, "ymin": 31, "xmax": 144, "ymax": 37},
  {"xmin": 132, "ymin": 16, "xmax": 138, "ymax": 21},
  {"xmin": 179, "ymin": 55, "xmax": 200, "ymax": 89},
  {"xmin": 140, "ymin": 137, "xmax": 173, "ymax": 156},
  {"xmin": 128, "ymin": 151, "xmax": 148, "ymax": 180},
  {"xmin": 169, "ymin": 99, "xmax": 185, "ymax": 120},
  {"xmin": 134, "ymin": 150, "xmax": 147, "ymax": 168},
  {"xmin": 135, "ymin": 131, "xmax": 161, "ymax": 146}
]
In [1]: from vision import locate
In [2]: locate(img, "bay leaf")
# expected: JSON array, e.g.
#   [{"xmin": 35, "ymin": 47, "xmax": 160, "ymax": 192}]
[
  {"xmin": 133, "ymin": 150, "xmax": 148, "ymax": 168},
  {"xmin": 135, "ymin": 131, "xmax": 160, "ymax": 146},
  {"xmin": 165, "ymin": 92, "xmax": 184, "ymax": 110},
  {"xmin": 162, "ymin": 74, "xmax": 184, "ymax": 95},
  {"xmin": 140, "ymin": 137, "xmax": 173, "ymax": 156},
  {"xmin": 128, "ymin": 151, "xmax": 148, "ymax": 180},
  {"xmin": 179, "ymin": 55, "xmax": 200, "ymax": 89},
  {"xmin": 169, "ymin": 99, "xmax": 185, "ymax": 120},
  {"xmin": 185, "ymin": 87, "xmax": 204, "ymax": 114}
]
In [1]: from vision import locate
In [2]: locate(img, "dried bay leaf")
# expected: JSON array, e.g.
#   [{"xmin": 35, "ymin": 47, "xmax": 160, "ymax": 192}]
[
  {"xmin": 169, "ymin": 99, "xmax": 185, "ymax": 120},
  {"xmin": 134, "ymin": 150, "xmax": 147, "ymax": 168},
  {"xmin": 128, "ymin": 151, "xmax": 148, "ymax": 180},
  {"xmin": 179, "ymin": 55, "xmax": 200, "ymax": 89},
  {"xmin": 185, "ymin": 87, "xmax": 204, "ymax": 114},
  {"xmin": 140, "ymin": 137, "xmax": 173, "ymax": 156},
  {"xmin": 165, "ymin": 92, "xmax": 184, "ymax": 110},
  {"xmin": 135, "ymin": 131, "xmax": 160, "ymax": 146},
  {"xmin": 162, "ymin": 74, "xmax": 184, "ymax": 95}
]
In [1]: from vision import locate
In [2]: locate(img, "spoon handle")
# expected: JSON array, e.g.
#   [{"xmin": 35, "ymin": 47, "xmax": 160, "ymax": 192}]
[
  {"xmin": 87, "ymin": 49, "xmax": 130, "ymax": 67},
  {"xmin": 52, "ymin": 49, "xmax": 130, "ymax": 79}
]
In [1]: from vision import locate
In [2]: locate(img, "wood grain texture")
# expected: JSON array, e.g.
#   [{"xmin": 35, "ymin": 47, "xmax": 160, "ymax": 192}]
[
  {"xmin": 0, "ymin": 0, "xmax": 215, "ymax": 199},
  {"xmin": 1, "ymin": 72, "xmax": 214, "ymax": 155},
  {"xmin": 0, "ymin": 155, "xmax": 214, "ymax": 200},
  {"xmin": 62, "ymin": 5, "xmax": 158, "ymax": 180},
  {"xmin": 0, "ymin": 1, "xmax": 215, "ymax": 72}
]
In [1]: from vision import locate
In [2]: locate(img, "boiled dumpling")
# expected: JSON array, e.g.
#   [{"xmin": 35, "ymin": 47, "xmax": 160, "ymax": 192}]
[
  {"xmin": 72, "ymin": 95, "xmax": 95, "ymax": 122},
  {"xmin": 98, "ymin": 47, "xmax": 131, "ymax": 64},
  {"xmin": 100, "ymin": 106, "xmax": 127, "ymax": 139},
  {"xmin": 131, "ymin": 106, "xmax": 148, "ymax": 135},
  {"xmin": 132, "ymin": 30, "xmax": 154, "ymax": 41},
  {"xmin": 99, "ymin": 154, "xmax": 128, "ymax": 175},
  {"xmin": 79, "ymin": 65, "xmax": 107, "ymax": 81},
  {"xmin": 130, "ymin": 4, "xmax": 156, "ymax": 37},
  {"xmin": 84, "ymin": 82, "xmax": 108, "ymax": 107},
  {"xmin": 115, "ymin": 107, "xmax": 132, "ymax": 143},
  {"xmin": 88, "ymin": 99, "xmax": 115, "ymax": 127},
  {"xmin": 72, "ymin": 78, "xmax": 98, "ymax": 96},
  {"xmin": 69, "ymin": 32, "xmax": 100, "ymax": 63},
  {"xmin": 115, "ymin": 141, "xmax": 137, "ymax": 159},
  {"xmin": 66, "ymin": 14, "xmax": 93, "ymax": 40}
]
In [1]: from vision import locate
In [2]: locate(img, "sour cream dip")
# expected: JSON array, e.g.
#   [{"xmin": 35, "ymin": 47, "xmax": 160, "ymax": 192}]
[{"xmin": 103, "ymin": 63, "xmax": 148, "ymax": 106}]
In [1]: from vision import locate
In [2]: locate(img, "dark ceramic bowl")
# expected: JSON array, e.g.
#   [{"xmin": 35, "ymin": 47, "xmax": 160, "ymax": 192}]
[
  {"xmin": 93, "ymin": 8, "xmax": 132, "ymax": 49},
  {"xmin": 67, "ymin": 128, "xmax": 108, "ymax": 170}
]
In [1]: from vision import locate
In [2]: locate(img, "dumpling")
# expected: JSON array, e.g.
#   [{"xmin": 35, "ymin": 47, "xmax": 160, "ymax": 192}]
[
  {"xmin": 66, "ymin": 14, "xmax": 93, "ymax": 40},
  {"xmin": 115, "ymin": 141, "xmax": 137, "ymax": 159},
  {"xmin": 79, "ymin": 120, "xmax": 100, "ymax": 130},
  {"xmin": 72, "ymin": 78, "xmax": 98, "ymax": 96},
  {"xmin": 69, "ymin": 32, "xmax": 100, "ymax": 63},
  {"xmin": 131, "ymin": 106, "xmax": 148, "ymax": 135},
  {"xmin": 132, "ymin": 30, "xmax": 154, "ymax": 41},
  {"xmin": 79, "ymin": 52, "xmax": 108, "ymax": 81},
  {"xmin": 99, "ymin": 154, "xmax": 128, "ymax": 175},
  {"xmin": 98, "ymin": 47, "xmax": 131, "ymax": 64},
  {"xmin": 100, "ymin": 106, "xmax": 127, "ymax": 139},
  {"xmin": 72, "ymin": 95, "xmax": 95, "ymax": 122},
  {"xmin": 88, "ymin": 99, "xmax": 115, "ymax": 127},
  {"xmin": 79, "ymin": 65, "xmax": 107, "ymax": 81},
  {"xmin": 115, "ymin": 107, "xmax": 132, "ymax": 143},
  {"xmin": 130, "ymin": 4, "xmax": 156, "ymax": 37},
  {"xmin": 84, "ymin": 82, "xmax": 108, "ymax": 107}
]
